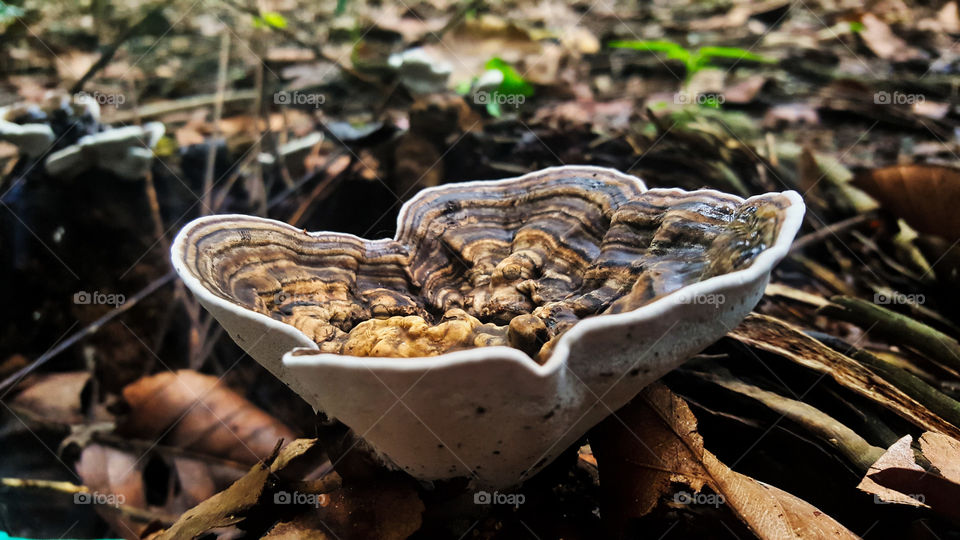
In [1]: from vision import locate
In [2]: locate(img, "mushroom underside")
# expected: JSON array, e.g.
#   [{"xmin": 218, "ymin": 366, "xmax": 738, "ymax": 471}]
[{"xmin": 182, "ymin": 173, "xmax": 790, "ymax": 363}]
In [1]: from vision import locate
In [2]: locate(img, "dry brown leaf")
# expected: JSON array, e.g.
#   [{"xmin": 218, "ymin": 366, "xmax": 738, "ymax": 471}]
[
  {"xmin": 75, "ymin": 444, "xmax": 151, "ymax": 538},
  {"xmin": 730, "ymin": 314, "xmax": 960, "ymax": 439},
  {"xmin": 723, "ymin": 75, "xmax": 769, "ymax": 104},
  {"xmin": 763, "ymin": 103, "xmax": 819, "ymax": 128},
  {"xmin": 155, "ymin": 439, "xmax": 326, "ymax": 540},
  {"xmin": 120, "ymin": 370, "xmax": 297, "ymax": 465},
  {"xmin": 157, "ymin": 456, "xmax": 273, "ymax": 540},
  {"xmin": 856, "ymin": 435, "xmax": 929, "ymax": 508},
  {"xmin": 688, "ymin": 1, "xmax": 789, "ymax": 31},
  {"xmin": 10, "ymin": 371, "xmax": 90, "ymax": 424},
  {"xmin": 592, "ymin": 383, "xmax": 857, "ymax": 539},
  {"xmin": 858, "ymin": 432, "xmax": 960, "ymax": 522},
  {"xmin": 154, "ymin": 438, "xmax": 420, "ymax": 540},
  {"xmin": 918, "ymin": 2, "xmax": 960, "ymax": 33},
  {"xmin": 919, "ymin": 432, "xmax": 960, "ymax": 483},
  {"xmin": 421, "ymin": 15, "xmax": 543, "ymax": 85},
  {"xmin": 0, "ymin": 354, "xmax": 29, "ymax": 380},
  {"xmin": 852, "ymin": 164, "xmax": 960, "ymax": 241},
  {"xmin": 858, "ymin": 14, "xmax": 927, "ymax": 62}
]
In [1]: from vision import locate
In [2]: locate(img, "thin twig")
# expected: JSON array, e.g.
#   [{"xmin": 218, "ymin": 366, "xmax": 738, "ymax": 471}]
[
  {"xmin": 105, "ymin": 89, "xmax": 258, "ymax": 124},
  {"xmin": 790, "ymin": 212, "xmax": 876, "ymax": 253},
  {"xmin": 68, "ymin": 4, "xmax": 166, "ymax": 94},
  {"xmin": 201, "ymin": 31, "xmax": 231, "ymax": 216}
]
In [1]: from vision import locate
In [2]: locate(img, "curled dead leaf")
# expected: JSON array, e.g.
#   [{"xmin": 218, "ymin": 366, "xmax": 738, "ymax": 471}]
[
  {"xmin": 852, "ymin": 164, "xmax": 960, "ymax": 242},
  {"xmin": 119, "ymin": 370, "xmax": 297, "ymax": 465}
]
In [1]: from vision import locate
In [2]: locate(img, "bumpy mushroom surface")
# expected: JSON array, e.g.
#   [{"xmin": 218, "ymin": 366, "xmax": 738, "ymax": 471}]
[{"xmin": 176, "ymin": 167, "xmax": 791, "ymax": 363}]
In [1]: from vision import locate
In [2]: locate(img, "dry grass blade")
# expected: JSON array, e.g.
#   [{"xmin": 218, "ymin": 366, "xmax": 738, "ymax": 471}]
[
  {"xmin": 819, "ymin": 296, "xmax": 960, "ymax": 376},
  {"xmin": 689, "ymin": 368, "xmax": 884, "ymax": 471},
  {"xmin": 730, "ymin": 314, "xmax": 960, "ymax": 439}
]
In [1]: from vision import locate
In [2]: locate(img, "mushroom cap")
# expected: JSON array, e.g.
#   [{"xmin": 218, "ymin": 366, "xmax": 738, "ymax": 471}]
[
  {"xmin": 388, "ymin": 47, "xmax": 453, "ymax": 95},
  {"xmin": 0, "ymin": 92, "xmax": 102, "ymax": 159},
  {"xmin": 0, "ymin": 119, "xmax": 55, "ymax": 158},
  {"xmin": 171, "ymin": 165, "xmax": 804, "ymax": 487},
  {"xmin": 44, "ymin": 122, "xmax": 164, "ymax": 180}
]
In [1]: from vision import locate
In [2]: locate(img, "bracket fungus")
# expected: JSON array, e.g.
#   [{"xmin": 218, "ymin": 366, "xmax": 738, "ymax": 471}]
[
  {"xmin": 0, "ymin": 92, "xmax": 99, "ymax": 158},
  {"xmin": 172, "ymin": 166, "xmax": 804, "ymax": 488},
  {"xmin": 45, "ymin": 122, "xmax": 164, "ymax": 180}
]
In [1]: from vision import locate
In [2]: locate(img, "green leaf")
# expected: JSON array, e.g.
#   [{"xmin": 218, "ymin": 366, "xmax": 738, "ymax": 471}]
[
  {"xmin": 454, "ymin": 79, "xmax": 474, "ymax": 95},
  {"xmin": 608, "ymin": 39, "xmax": 686, "ymax": 57},
  {"xmin": 335, "ymin": 0, "xmax": 349, "ymax": 16},
  {"xmin": 0, "ymin": 2, "xmax": 24, "ymax": 24},
  {"xmin": 609, "ymin": 39, "xmax": 775, "ymax": 79},
  {"xmin": 609, "ymin": 39, "xmax": 694, "ymax": 72},
  {"xmin": 486, "ymin": 101, "xmax": 502, "ymax": 118},
  {"xmin": 485, "ymin": 57, "xmax": 534, "ymax": 98},
  {"xmin": 253, "ymin": 11, "xmax": 287, "ymax": 30},
  {"xmin": 698, "ymin": 95, "xmax": 723, "ymax": 109},
  {"xmin": 697, "ymin": 46, "xmax": 775, "ymax": 64},
  {"xmin": 848, "ymin": 20, "xmax": 864, "ymax": 33}
]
